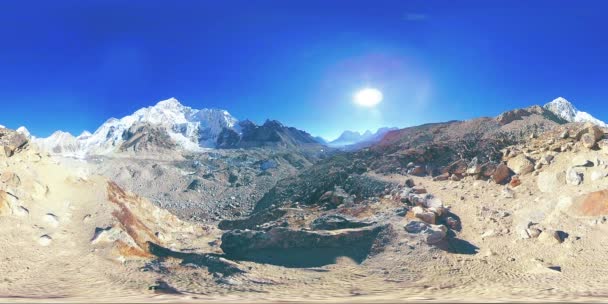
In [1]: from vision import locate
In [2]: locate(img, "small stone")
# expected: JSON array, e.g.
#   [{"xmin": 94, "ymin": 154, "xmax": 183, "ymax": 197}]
[
  {"xmin": 526, "ymin": 228, "xmax": 542, "ymax": 238},
  {"xmin": 566, "ymin": 168, "xmax": 583, "ymax": 185},
  {"xmin": 509, "ymin": 176, "xmax": 522, "ymax": 188},
  {"xmin": 44, "ymin": 213, "xmax": 59, "ymax": 227},
  {"xmin": 38, "ymin": 235, "xmax": 52, "ymax": 246}
]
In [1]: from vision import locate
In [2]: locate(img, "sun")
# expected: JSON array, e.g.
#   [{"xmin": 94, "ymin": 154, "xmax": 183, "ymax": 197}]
[{"xmin": 354, "ymin": 88, "xmax": 383, "ymax": 107}]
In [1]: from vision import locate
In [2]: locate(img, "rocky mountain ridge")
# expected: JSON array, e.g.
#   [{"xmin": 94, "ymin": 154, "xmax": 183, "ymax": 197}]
[{"xmin": 34, "ymin": 98, "xmax": 324, "ymax": 157}]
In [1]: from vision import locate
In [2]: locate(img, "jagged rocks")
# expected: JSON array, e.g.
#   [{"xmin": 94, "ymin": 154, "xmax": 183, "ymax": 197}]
[
  {"xmin": 507, "ymin": 154, "xmax": 535, "ymax": 175},
  {"xmin": 492, "ymin": 163, "xmax": 512, "ymax": 184},
  {"xmin": 219, "ymin": 208, "xmax": 288, "ymax": 230},
  {"xmin": 443, "ymin": 159, "xmax": 468, "ymax": 176},
  {"xmin": 318, "ymin": 187, "xmax": 352, "ymax": 210},
  {"xmin": 0, "ymin": 128, "xmax": 28, "ymax": 157},
  {"xmin": 310, "ymin": 214, "xmax": 375, "ymax": 230}
]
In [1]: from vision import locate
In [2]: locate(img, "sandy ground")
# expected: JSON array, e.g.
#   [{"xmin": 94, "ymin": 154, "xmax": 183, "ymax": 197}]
[{"xmin": 4, "ymin": 142, "xmax": 608, "ymax": 303}]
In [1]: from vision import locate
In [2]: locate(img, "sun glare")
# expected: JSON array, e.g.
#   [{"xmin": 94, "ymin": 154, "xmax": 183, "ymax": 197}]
[{"xmin": 354, "ymin": 88, "xmax": 383, "ymax": 107}]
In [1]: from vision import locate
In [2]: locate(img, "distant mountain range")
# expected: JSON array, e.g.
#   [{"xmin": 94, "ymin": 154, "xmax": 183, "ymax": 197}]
[
  {"xmin": 32, "ymin": 98, "xmax": 323, "ymax": 157},
  {"xmin": 25, "ymin": 96, "xmax": 608, "ymax": 157},
  {"xmin": 328, "ymin": 127, "xmax": 398, "ymax": 148}
]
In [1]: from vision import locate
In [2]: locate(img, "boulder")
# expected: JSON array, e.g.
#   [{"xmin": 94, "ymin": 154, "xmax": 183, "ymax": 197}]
[
  {"xmin": 581, "ymin": 133, "xmax": 598, "ymax": 149},
  {"xmin": 412, "ymin": 206, "xmax": 436, "ymax": 224},
  {"xmin": 403, "ymin": 220, "xmax": 447, "ymax": 244},
  {"xmin": 492, "ymin": 164, "xmax": 512, "ymax": 184},
  {"xmin": 481, "ymin": 162, "xmax": 498, "ymax": 178},
  {"xmin": 220, "ymin": 225, "xmax": 387, "ymax": 258},
  {"xmin": 443, "ymin": 159, "xmax": 468, "ymax": 175},
  {"xmin": 412, "ymin": 186, "xmax": 427, "ymax": 194},
  {"xmin": 507, "ymin": 154, "xmax": 535, "ymax": 175},
  {"xmin": 424, "ymin": 225, "xmax": 448, "ymax": 244},
  {"xmin": 409, "ymin": 166, "xmax": 426, "ymax": 176},
  {"xmin": 404, "ymin": 220, "xmax": 428, "ymax": 233},
  {"xmin": 0, "ymin": 129, "xmax": 27, "ymax": 157}
]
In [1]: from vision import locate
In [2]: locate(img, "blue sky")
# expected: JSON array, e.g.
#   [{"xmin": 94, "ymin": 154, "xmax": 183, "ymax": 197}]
[{"xmin": 1, "ymin": 1, "xmax": 608, "ymax": 140}]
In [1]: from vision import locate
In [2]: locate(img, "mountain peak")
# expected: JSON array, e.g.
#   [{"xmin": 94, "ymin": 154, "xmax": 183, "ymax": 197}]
[
  {"xmin": 544, "ymin": 97, "xmax": 606, "ymax": 127},
  {"xmin": 154, "ymin": 97, "xmax": 183, "ymax": 109}
]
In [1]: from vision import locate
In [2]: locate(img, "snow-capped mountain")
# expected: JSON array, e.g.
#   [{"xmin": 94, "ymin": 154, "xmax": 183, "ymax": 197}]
[
  {"xmin": 329, "ymin": 127, "xmax": 396, "ymax": 147},
  {"xmin": 544, "ymin": 97, "xmax": 607, "ymax": 127},
  {"xmin": 35, "ymin": 98, "xmax": 240, "ymax": 156},
  {"xmin": 34, "ymin": 97, "xmax": 323, "ymax": 156},
  {"xmin": 35, "ymin": 131, "xmax": 83, "ymax": 155},
  {"xmin": 16, "ymin": 126, "xmax": 31, "ymax": 138}
]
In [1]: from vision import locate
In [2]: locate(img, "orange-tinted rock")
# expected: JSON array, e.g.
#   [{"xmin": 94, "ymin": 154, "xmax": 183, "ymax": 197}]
[
  {"xmin": 510, "ymin": 176, "xmax": 522, "ymax": 188},
  {"xmin": 572, "ymin": 190, "xmax": 608, "ymax": 216}
]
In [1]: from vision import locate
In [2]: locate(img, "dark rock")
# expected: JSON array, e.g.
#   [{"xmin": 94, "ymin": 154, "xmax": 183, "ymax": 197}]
[
  {"xmin": 220, "ymin": 225, "xmax": 387, "ymax": 267},
  {"xmin": 310, "ymin": 214, "xmax": 376, "ymax": 230}
]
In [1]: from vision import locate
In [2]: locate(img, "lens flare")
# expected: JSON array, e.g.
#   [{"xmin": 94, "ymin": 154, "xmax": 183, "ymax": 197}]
[{"xmin": 354, "ymin": 88, "xmax": 383, "ymax": 107}]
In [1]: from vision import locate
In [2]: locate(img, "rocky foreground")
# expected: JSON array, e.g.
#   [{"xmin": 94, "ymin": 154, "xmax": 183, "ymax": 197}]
[{"xmin": 4, "ymin": 114, "xmax": 608, "ymax": 302}]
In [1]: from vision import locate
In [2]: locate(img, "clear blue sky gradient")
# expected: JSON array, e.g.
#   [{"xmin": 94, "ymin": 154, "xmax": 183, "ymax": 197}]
[{"xmin": 1, "ymin": 1, "xmax": 608, "ymax": 139}]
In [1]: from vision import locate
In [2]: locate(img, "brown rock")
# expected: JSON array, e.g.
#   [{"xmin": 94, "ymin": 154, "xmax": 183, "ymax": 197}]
[
  {"xmin": 507, "ymin": 154, "xmax": 535, "ymax": 175},
  {"xmin": 492, "ymin": 164, "xmax": 512, "ymax": 184},
  {"xmin": 409, "ymin": 166, "xmax": 426, "ymax": 176}
]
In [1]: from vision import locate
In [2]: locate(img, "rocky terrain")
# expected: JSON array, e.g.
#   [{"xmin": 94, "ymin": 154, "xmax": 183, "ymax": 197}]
[{"xmin": 5, "ymin": 97, "xmax": 608, "ymax": 302}]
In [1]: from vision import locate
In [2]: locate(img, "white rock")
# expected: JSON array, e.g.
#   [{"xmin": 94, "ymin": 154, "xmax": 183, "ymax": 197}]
[
  {"xmin": 44, "ymin": 213, "xmax": 59, "ymax": 227},
  {"xmin": 38, "ymin": 235, "xmax": 52, "ymax": 246},
  {"xmin": 566, "ymin": 168, "xmax": 583, "ymax": 185}
]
